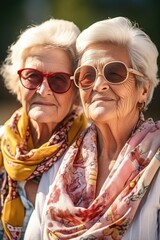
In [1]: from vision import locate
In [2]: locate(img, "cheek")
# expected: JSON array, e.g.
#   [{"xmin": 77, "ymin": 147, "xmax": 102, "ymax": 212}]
[
  {"xmin": 79, "ymin": 90, "xmax": 91, "ymax": 117},
  {"xmin": 60, "ymin": 87, "xmax": 76, "ymax": 110},
  {"xmin": 79, "ymin": 90, "xmax": 89, "ymax": 105},
  {"xmin": 116, "ymin": 81, "xmax": 139, "ymax": 110},
  {"xmin": 19, "ymin": 86, "xmax": 35, "ymax": 111}
]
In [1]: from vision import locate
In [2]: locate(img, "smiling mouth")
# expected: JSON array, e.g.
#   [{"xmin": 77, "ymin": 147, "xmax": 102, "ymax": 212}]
[
  {"xmin": 32, "ymin": 102, "xmax": 55, "ymax": 106},
  {"xmin": 92, "ymin": 98, "xmax": 114, "ymax": 103}
]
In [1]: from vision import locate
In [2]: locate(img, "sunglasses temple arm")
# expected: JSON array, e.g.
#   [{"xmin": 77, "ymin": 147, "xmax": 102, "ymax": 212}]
[{"xmin": 128, "ymin": 68, "xmax": 144, "ymax": 77}]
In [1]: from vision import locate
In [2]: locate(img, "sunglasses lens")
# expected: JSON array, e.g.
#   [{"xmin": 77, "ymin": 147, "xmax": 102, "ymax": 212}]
[
  {"xmin": 48, "ymin": 73, "xmax": 72, "ymax": 93},
  {"xmin": 19, "ymin": 69, "xmax": 42, "ymax": 89},
  {"xmin": 74, "ymin": 66, "xmax": 96, "ymax": 89},
  {"xmin": 18, "ymin": 69, "xmax": 72, "ymax": 93},
  {"xmin": 104, "ymin": 62, "xmax": 127, "ymax": 83}
]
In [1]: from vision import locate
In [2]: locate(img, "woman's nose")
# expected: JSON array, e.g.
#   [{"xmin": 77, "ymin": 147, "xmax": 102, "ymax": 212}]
[
  {"xmin": 36, "ymin": 77, "xmax": 53, "ymax": 96},
  {"xmin": 92, "ymin": 74, "xmax": 110, "ymax": 92}
]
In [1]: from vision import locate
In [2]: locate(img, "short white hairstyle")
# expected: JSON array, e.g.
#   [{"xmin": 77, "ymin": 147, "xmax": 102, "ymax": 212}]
[
  {"xmin": 76, "ymin": 16, "xmax": 159, "ymax": 107},
  {"xmin": 1, "ymin": 18, "xmax": 80, "ymax": 96}
]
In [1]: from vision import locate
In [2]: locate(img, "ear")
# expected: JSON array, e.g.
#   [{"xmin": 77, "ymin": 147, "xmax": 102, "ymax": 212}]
[{"xmin": 139, "ymin": 81, "xmax": 150, "ymax": 103}]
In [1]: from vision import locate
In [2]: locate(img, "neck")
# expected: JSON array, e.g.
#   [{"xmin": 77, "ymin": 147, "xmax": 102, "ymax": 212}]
[
  {"xmin": 29, "ymin": 119, "xmax": 57, "ymax": 148},
  {"xmin": 96, "ymin": 112, "xmax": 140, "ymax": 159},
  {"xmin": 94, "ymin": 113, "xmax": 140, "ymax": 196}
]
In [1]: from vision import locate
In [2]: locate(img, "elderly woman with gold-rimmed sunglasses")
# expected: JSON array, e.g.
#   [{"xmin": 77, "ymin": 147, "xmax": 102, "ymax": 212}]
[{"xmin": 28, "ymin": 16, "xmax": 160, "ymax": 240}]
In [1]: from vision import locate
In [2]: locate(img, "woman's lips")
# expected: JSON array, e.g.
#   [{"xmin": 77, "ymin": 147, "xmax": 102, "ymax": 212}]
[
  {"xmin": 91, "ymin": 97, "xmax": 114, "ymax": 103},
  {"xmin": 31, "ymin": 102, "xmax": 55, "ymax": 106}
]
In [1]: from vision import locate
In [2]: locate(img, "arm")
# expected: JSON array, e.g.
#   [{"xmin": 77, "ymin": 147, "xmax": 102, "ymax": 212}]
[
  {"xmin": 24, "ymin": 157, "xmax": 63, "ymax": 239},
  {"xmin": 25, "ymin": 179, "xmax": 39, "ymax": 206}
]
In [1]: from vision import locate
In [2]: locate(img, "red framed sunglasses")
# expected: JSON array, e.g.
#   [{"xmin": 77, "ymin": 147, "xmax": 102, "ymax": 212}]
[{"xmin": 17, "ymin": 68, "xmax": 73, "ymax": 94}]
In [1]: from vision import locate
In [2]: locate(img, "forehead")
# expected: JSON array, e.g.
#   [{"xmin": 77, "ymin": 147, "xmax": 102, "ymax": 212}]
[
  {"xmin": 80, "ymin": 42, "xmax": 130, "ymax": 66},
  {"xmin": 24, "ymin": 46, "xmax": 73, "ymax": 72},
  {"xmin": 81, "ymin": 49, "xmax": 108, "ymax": 65},
  {"xmin": 25, "ymin": 46, "xmax": 70, "ymax": 62}
]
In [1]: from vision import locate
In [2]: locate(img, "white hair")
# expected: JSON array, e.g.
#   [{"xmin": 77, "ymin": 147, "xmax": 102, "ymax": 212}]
[
  {"xmin": 76, "ymin": 16, "xmax": 159, "ymax": 107},
  {"xmin": 1, "ymin": 18, "xmax": 80, "ymax": 96}
]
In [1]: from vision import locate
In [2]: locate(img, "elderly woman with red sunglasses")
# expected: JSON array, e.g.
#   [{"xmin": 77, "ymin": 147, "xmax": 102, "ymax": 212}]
[
  {"xmin": 0, "ymin": 18, "xmax": 87, "ymax": 240},
  {"xmin": 26, "ymin": 17, "xmax": 160, "ymax": 239}
]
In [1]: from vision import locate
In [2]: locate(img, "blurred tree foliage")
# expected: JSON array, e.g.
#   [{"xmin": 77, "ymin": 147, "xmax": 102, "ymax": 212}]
[{"xmin": 0, "ymin": 0, "xmax": 159, "ymax": 119}]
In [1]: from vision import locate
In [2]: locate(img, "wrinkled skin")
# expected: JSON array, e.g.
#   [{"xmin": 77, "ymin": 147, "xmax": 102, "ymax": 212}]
[
  {"xmin": 18, "ymin": 46, "xmax": 77, "ymax": 204},
  {"xmin": 18, "ymin": 46, "xmax": 77, "ymax": 147},
  {"xmin": 79, "ymin": 42, "xmax": 150, "ymax": 195}
]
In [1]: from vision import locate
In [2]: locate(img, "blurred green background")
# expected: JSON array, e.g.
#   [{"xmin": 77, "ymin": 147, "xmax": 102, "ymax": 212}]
[{"xmin": 0, "ymin": 0, "xmax": 160, "ymax": 124}]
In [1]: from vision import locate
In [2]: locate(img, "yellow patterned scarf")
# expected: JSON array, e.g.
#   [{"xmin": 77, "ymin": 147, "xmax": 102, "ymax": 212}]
[{"xmin": 0, "ymin": 106, "xmax": 87, "ymax": 240}]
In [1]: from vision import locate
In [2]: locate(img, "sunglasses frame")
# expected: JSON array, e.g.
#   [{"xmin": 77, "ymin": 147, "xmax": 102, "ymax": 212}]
[
  {"xmin": 17, "ymin": 68, "xmax": 73, "ymax": 94},
  {"xmin": 71, "ymin": 61, "xmax": 144, "ymax": 90}
]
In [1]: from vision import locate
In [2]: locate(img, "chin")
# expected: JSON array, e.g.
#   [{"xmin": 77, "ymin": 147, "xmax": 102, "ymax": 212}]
[
  {"xmin": 32, "ymin": 116, "xmax": 52, "ymax": 123},
  {"xmin": 29, "ymin": 111, "xmax": 52, "ymax": 123},
  {"xmin": 89, "ymin": 110, "xmax": 106, "ymax": 119}
]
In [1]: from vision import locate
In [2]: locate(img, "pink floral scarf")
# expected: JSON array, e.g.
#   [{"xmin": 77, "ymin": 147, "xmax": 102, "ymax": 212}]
[{"xmin": 45, "ymin": 117, "xmax": 160, "ymax": 239}]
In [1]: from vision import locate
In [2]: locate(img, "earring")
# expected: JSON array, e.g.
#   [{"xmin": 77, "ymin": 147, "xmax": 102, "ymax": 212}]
[{"xmin": 137, "ymin": 102, "xmax": 145, "ymax": 112}]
